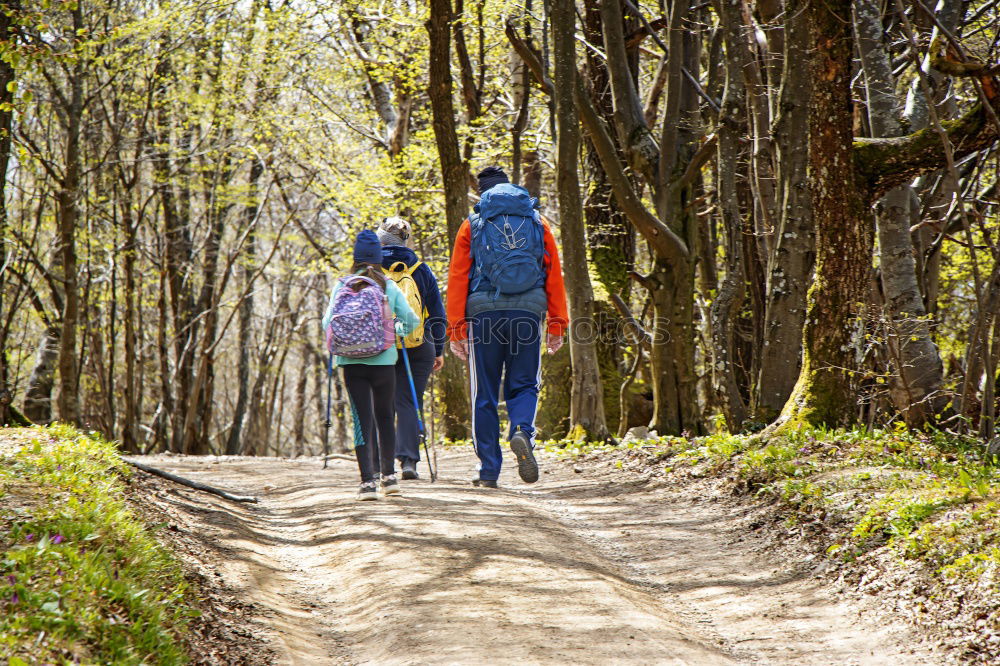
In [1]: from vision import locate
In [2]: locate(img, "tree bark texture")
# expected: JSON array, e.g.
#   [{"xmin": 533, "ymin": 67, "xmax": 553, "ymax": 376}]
[
  {"xmin": 712, "ymin": 7, "xmax": 749, "ymax": 431},
  {"xmin": 56, "ymin": 3, "xmax": 85, "ymax": 425},
  {"xmin": 854, "ymin": 0, "xmax": 945, "ymax": 427},
  {"xmin": 426, "ymin": 0, "xmax": 470, "ymax": 439},
  {"xmin": 755, "ymin": 0, "xmax": 813, "ymax": 421},
  {"xmin": 0, "ymin": 3, "xmax": 15, "ymax": 425},
  {"xmin": 600, "ymin": 0, "xmax": 659, "ymax": 183},
  {"xmin": 582, "ymin": 0, "xmax": 636, "ymax": 432},
  {"xmin": 573, "ymin": 0, "xmax": 699, "ymax": 435},
  {"xmin": 426, "ymin": 0, "xmax": 469, "ymax": 241},
  {"xmin": 776, "ymin": 0, "xmax": 872, "ymax": 429},
  {"xmin": 552, "ymin": 0, "xmax": 608, "ymax": 440},
  {"xmin": 23, "ymin": 326, "xmax": 60, "ymax": 424}
]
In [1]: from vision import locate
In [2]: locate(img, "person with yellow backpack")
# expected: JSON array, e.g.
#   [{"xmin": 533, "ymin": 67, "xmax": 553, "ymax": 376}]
[{"xmin": 377, "ymin": 217, "xmax": 446, "ymax": 480}]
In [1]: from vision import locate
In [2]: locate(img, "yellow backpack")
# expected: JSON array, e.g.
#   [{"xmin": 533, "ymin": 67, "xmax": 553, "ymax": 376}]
[{"xmin": 386, "ymin": 261, "xmax": 426, "ymax": 348}]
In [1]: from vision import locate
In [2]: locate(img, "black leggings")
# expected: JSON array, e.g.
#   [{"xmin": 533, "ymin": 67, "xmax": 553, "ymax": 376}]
[{"xmin": 343, "ymin": 364, "xmax": 397, "ymax": 482}]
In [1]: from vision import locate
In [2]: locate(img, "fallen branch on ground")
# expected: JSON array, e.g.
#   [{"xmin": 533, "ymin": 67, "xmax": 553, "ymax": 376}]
[{"xmin": 122, "ymin": 457, "xmax": 259, "ymax": 503}]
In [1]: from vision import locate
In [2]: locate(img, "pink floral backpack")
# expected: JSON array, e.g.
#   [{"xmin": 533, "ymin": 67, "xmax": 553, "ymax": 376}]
[{"xmin": 325, "ymin": 276, "xmax": 394, "ymax": 358}]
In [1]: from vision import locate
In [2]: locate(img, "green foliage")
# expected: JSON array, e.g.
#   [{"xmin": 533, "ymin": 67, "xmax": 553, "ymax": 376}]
[
  {"xmin": 0, "ymin": 426, "xmax": 196, "ymax": 664},
  {"xmin": 555, "ymin": 426, "xmax": 1000, "ymax": 592}
]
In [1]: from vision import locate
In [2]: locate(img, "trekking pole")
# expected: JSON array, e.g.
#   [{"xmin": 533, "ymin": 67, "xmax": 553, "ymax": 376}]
[
  {"xmin": 323, "ymin": 352, "xmax": 333, "ymax": 469},
  {"xmin": 429, "ymin": 373, "xmax": 438, "ymax": 480},
  {"xmin": 400, "ymin": 345, "xmax": 436, "ymax": 482}
]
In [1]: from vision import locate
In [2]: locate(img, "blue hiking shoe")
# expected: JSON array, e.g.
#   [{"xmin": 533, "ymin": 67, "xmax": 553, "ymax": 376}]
[{"xmin": 509, "ymin": 429, "xmax": 539, "ymax": 483}]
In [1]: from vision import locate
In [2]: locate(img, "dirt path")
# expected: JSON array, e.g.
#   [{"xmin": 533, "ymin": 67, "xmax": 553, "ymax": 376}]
[{"xmin": 138, "ymin": 448, "xmax": 941, "ymax": 665}]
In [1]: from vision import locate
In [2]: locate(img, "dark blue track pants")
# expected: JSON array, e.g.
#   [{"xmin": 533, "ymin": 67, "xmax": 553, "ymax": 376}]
[
  {"xmin": 468, "ymin": 310, "xmax": 541, "ymax": 481},
  {"xmin": 394, "ymin": 341, "xmax": 435, "ymax": 462}
]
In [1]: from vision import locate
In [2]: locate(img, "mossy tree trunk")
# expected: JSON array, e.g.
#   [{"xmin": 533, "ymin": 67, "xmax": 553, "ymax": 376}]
[
  {"xmin": 582, "ymin": 0, "xmax": 636, "ymax": 433},
  {"xmin": 569, "ymin": 0, "xmax": 703, "ymax": 436},
  {"xmin": 772, "ymin": 0, "xmax": 1000, "ymax": 430},
  {"xmin": 774, "ymin": 0, "xmax": 871, "ymax": 429}
]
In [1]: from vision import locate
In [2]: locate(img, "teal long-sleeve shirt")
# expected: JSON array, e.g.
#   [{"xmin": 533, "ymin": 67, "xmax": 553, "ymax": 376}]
[{"xmin": 322, "ymin": 276, "xmax": 420, "ymax": 367}]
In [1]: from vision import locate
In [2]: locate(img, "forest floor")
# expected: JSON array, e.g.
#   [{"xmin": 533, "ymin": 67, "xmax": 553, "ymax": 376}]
[{"xmin": 134, "ymin": 445, "xmax": 948, "ymax": 665}]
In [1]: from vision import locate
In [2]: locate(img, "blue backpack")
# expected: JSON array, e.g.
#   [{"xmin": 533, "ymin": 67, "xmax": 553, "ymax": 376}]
[{"xmin": 470, "ymin": 183, "xmax": 545, "ymax": 296}]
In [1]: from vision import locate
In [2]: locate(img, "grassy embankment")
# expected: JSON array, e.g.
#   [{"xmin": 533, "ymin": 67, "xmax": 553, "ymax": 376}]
[
  {"xmin": 551, "ymin": 426, "xmax": 1000, "ymax": 575},
  {"xmin": 0, "ymin": 425, "xmax": 197, "ymax": 664},
  {"xmin": 548, "ymin": 426, "xmax": 1000, "ymax": 654}
]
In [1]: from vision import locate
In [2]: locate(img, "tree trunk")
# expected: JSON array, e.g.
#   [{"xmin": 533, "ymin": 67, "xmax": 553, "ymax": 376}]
[
  {"xmin": 153, "ymin": 42, "xmax": 196, "ymax": 451},
  {"xmin": 648, "ymin": 258, "xmax": 700, "ymax": 435},
  {"xmin": 121, "ymin": 203, "xmax": 139, "ymax": 451},
  {"xmin": 23, "ymin": 326, "xmax": 61, "ymax": 424},
  {"xmin": 755, "ymin": 0, "xmax": 813, "ymax": 421},
  {"xmin": 876, "ymin": 188, "xmax": 946, "ymax": 425},
  {"xmin": 225, "ymin": 152, "xmax": 263, "ymax": 455},
  {"xmin": 775, "ymin": 0, "xmax": 871, "ymax": 429},
  {"xmin": 572, "ymin": 0, "xmax": 699, "ymax": 435},
  {"xmin": 293, "ymin": 343, "xmax": 309, "ymax": 456},
  {"xmin": 0, "ymin": 4, "xmax": 14, "ymax": 425},
  {"xmin": 711, "ymin": 10, "xmax": 749, "ymax": 431},
  {"xmin": 853, "ymin": 0, "xmax": 945, "ymax": 426},
  {"xmin": 427, "ymin": 0, "xmax": 471, "ymax": 440},
  {"xmin": 155, "ymin": 267, "xmax": 173, "ymax": 450},
  {"xmin": 718, "ymin": 0, "xmax": 777, "ymax": 266},
  {"xmin": 648, "ymin": 7, "xmax": 703, "ymax": 436},
  {"xmin": 552, "ymin": 0, "xmax": 608, "ymax": 440},
  {"xmin": 55, "ymin": 3, "xmax": 85, "ymax": 425},
  {"xmin": 510, "ymin": 23, "xmax": 531, "ymax": 185},
  {"xmin": 582, "ymin": 0, "xmax": 635, "ymax": 433},
  {"xmin": 582, "ymin": 0, "xmax": 635, "ymax": 298},
  {"xmin": 226, "ymin": 225, "xmax": 256, "ymax": 455},
  {"xmin": 599, "ymin": 0, "xmax": 659, "ymax": 182},
  {"xmin": 426, "ymin": 0, "xmax": 469, "ymax": 241},
  {"xmin": 522, "ymin": 149, "xmax": 542, "ymax": 199}
]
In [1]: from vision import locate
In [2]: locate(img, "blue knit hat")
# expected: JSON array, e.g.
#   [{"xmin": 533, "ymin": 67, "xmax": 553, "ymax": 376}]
[
  {"xmin": 477, "ymin": 166, "xmax": 509, "ymax": 194},
  {"xmin": 353, "ymin": 229, "xmax": 382, "ymax": 264}
]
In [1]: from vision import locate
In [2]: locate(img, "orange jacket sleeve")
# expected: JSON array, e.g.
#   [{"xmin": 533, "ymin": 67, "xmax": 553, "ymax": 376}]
[
  {"xmin": 542, "ymin": 220, "xmax": 569, "ymax": 337},
  {"xmin": 446, "ymin": 220, "xmax": 473, "ymax": 341}
]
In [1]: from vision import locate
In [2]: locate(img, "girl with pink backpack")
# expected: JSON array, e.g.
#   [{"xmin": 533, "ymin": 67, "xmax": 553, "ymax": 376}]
[{"xmin": 322, "ymin": 230, "xmax": 420, "ymax": 500}]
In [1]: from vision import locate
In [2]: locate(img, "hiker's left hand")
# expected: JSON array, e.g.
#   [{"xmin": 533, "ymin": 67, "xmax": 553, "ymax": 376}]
[
  {"xmin": 432, "ymin": 355, "xmax": 444, "ymax": 372},
  {"xmin": 546, "ymin": 333, "xmax": 564, "ymax": 355}
]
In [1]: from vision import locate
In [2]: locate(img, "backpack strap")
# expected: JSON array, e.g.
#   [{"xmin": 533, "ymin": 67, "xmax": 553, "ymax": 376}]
[
  {"xmin": 389, "ymin": 261, "xmax": 409, "ymax": 274},
  {"xmin": 404, "ymin": 261, "xmax": 422, "ymax": 276}
]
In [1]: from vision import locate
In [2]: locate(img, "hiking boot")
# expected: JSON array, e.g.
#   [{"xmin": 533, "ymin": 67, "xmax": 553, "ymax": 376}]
[
  {"xmin": 472, "ymin": 478, "xmax": 499, "ymax": 489},
  {"xmin": 357, "ymin": 481, "xmax": 378, "ymax": 501},
  {"xmin": 400, "ymin": 459, "xmax": 419, "ymax": 480},
  {"xmin": 381, "ymin": 474, "xmax": 402, "ymax": 496},
  {"xmin": 509, "ymin": 429, "xmax": 539, "ymax": 483}
]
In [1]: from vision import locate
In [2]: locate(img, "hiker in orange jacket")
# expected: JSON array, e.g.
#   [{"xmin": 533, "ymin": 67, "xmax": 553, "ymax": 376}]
[{"xmin": 446, "ymin": 166, "xmax": 569, "ymax": 487}]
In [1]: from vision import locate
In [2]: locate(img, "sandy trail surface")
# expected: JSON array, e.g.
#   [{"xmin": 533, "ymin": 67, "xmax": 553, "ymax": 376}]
[{"xmin": 137, "ymin": 447, "xmax": 939, "ymax": 665}]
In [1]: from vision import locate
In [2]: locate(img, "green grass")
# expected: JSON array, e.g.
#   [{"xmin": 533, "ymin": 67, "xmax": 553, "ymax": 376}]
[
  {"xmin": 546, "ymin": 425, "xmax": 1000, "ymax": 581},
  {"xmin": 0, "ymin": 425, "xmax": 197, "ymax": 664}
]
